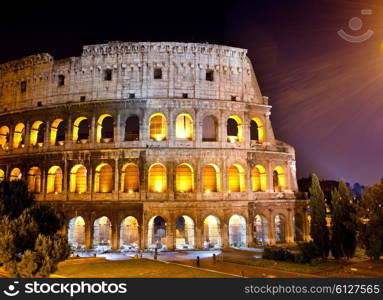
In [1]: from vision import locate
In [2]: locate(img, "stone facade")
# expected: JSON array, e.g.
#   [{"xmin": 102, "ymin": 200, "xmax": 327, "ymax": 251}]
[{"xmin": 0, "ymin": 41, "xmax": 309, "ymax": 251}]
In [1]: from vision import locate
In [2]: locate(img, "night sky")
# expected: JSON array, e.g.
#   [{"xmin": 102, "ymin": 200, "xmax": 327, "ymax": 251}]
[{"xmin": 1, "ymin": 0, "xmax": 382, "ymax": 185}]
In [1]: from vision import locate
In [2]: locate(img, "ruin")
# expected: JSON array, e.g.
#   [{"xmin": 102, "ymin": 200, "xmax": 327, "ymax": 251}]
[{"xmin": 0, "ymin": 42, "xmax": 308, "ymax": 250}]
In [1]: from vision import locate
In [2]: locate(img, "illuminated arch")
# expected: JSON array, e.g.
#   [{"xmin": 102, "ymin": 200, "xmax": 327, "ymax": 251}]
[
  {"xmin": 252, "ymin": 164, "xmax": 267, "ymax": 192},
  {"xmin": 254, "ymin": 215, "xmax": 269, "ymax": 245},
  {"xmin": 120, "ymin": 216, "xmax": 139, "ymax": 249},
  {"xmin": 69, "ymin": 164, "xmax": 87, "ymax": 193},
  {"xmin": 0, "ymin": 126, "xmax": 10, "ymax": 149},
  {"xmin": 50, "ymin": 119, "xmax": 65, "ymax": 145},
  {"xmin": 96, "ymin": 114, "xmax": 114, "ymax": 143},
  {"xmin": 175, "ymin": 113, "xmax": 193, "ymax": 140},
  {"xmin": 203, "ymin": 215, "xmax": 221, "ymax": 249},
  {"xmin": 0, "ymin": 169, "xmax": 5, "ymax": 182},
  {"xmin": 94, "ymin": 163, "xmax": 113, "ymax": 193},
  {"xmin": 203, "ymin": 164, "xmax": 221, "ymax": 192},
  {"xmin": 13, "ymin": 123, "xmax": 25, "ymax": 149},
  {"xmin": 149, "ymin": 113, "xmax": 167, "ymax": 141},
  {"xmin": 121, "ymin": 163, "xmax": 139, "ymax": 193},
  {"xmin": 176, "ymin": 215, "xmax": 195, "ymax": 249},
  {"xmin": 72, "ymin": 117, "xmax": 89, "ymax": 142},
  {"xmin": 10, "ymin": 168, "xmax": 22, "ymax": 181},
  {"xmin": 148, "ymin": 163, "xmax": 167, "ymax": 193},
  {"xmin": 202, "ymin": 115, "xmax": 218, "ymax": 142},
  {"xmin": 47, "ymin": 166, "xmax": 63, "ymax": 194},
  {"xmin": 30, "ymin": 121, "xmax": 45, "ymax": 146},
  {"xmin": 250, "ymin": 117, "xmax": 264, "ymax": 143},
  {"xmin": 148, "ymin": 216, "xmax": 167, "ymax": 250},
  {"xmin": 68, "ymin": 216, "xmax": 85, "ymax": 249},
  {"xmin": 229, "ymin": 215, "xmax": 247, "ymax": 248},
  {"xmin": 274, "ymin": 214, "xmax": 286, "ymax": 243},
  {"xmin": 228, "ymin": 164, "xmax": 245, "ymax": 192},
  {"xmin": 273, "ymin": 166, "xmax": 286, "ymax": 192},
  {"xmin": 27, "ymin": 166, "xmax": 41, "ymax": 193},
  {"xmin": 226, "ymin": 115, "xmax": 243, "ymax": 143},
  {"xmin": 175, "ymin": 163, "xmax": 194, "ymax": 192},
  {"xmin": 93, "ymin": 216, "xmax": 112, "ymax": 249}
]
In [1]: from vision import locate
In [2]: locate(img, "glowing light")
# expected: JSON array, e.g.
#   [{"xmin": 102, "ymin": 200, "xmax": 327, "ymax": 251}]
[
  {"xmin": 154, "ymin": 134, "xmax": 165, "ymax": 141},
  {"xmin": 128, "ymin": 189, "xmax": 134, "ymax": 194},
  {"xmin": 155, "ymin": 182, "xmax": 163, "ymax": 193},
  {"xmin": 228, "ymin": 136, "xmax": 237, "ymax": 143},
  {"xmin": 205, "ymin": 189, "xmax": 211, "ymax": 194}
]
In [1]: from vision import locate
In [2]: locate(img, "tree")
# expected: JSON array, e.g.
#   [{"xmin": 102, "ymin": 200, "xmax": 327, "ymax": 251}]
[
  {"xmin": 330, "ymin": 188, "xmax": 343, "ymax": 259},
  {"xmin": 0, "ymin": 180, "xmax": 70, "ymax": 277},
  {"xmin": 359, "ymin": 180, "xmax": 383, "ymax": 260},
  {"xmin": 309, "ymin": 174, "xmax": 329, "ymax": 259},
  {"xmin": 338, "ymin": 180, "xmax": 357, "ymax": 259}
]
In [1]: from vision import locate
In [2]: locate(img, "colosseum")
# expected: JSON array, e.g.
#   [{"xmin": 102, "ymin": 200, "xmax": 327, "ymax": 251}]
[{"xmin": 0, "ymin": 41, "xmax": 308, "ymax": 251}]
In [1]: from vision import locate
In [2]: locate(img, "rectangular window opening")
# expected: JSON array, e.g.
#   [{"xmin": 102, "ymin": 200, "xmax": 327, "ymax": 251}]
[
  {"xmin": 206, "ymin": 70, "xmax": 214, "ymax": 82},
  {"xmin": 104, "ymin": 69, "xmax": 112, "ymax": 81},
  {"xmin": 58, "ymin": 75, "xmax": 65, "ymax": 86},
  {"xmin": 154, "ymin": 68, "xmax": 162, "ymax": 79}
]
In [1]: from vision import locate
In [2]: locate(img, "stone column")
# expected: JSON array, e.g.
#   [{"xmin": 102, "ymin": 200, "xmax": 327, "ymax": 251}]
[
  {"xmin": 111, "ymin": 221, "xmax": 120, "ymax": 250},
  {"xmin": 221, "ymin": 221, "xmax": 229, "ymax": 248},
  {"xmin": 246, "ymin": 221, "xmax": 253, "ymax": 248},
  {"xmin": 90, "ymin": 112, "xmax": 96, "ymax": 146},
  {"xmin": 66, "ymin": 115, "xmax": 72, "ymax": 147},
  {"xmin": 24, "ymin": 121, "xmax": 31, "ymax": 149},
  {"xmin": 268, "ymin": 209, "xmax": 275, "ymax": 245},
  {"xmin": 195, "ymin": 220, "xmax": 203, "ymax": 248},
  {"xmin": 286, "ymin": 209, "xmax": 294, "ymax": 243},
  {"xmin": 44, "ymin": 120, "xmax": 50, "ymax": 151},
  {"xmin": 168, "ymin": 161, "xmax": 174, "ymax": 201},
  {"xmin": 266, "ymin": 160, "xmax": 273, "ymax": 193},
  {"xmin": 166, "ymin": 220, "xmax": 175, "ymax": 251},
  {"xmin": 85, "ymin": 216, "xmax": 93, "ymax": 249},
  {"xmin": 114, "ymin": 112, "xmax": 120, "ymax": 146}
]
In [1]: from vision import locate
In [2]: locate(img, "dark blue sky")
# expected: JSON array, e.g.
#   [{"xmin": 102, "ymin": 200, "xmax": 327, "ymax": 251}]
[{"xmin": 1, "ymin": 0, "xmax": 382, "ymax": 185}]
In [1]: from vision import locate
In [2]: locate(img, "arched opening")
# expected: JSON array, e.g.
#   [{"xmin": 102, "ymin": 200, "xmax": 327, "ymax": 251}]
[
  {"xmin": 226, "ymin": 116, "xmax": 243, "ymax": 143},
  {"xmin": 250, "ymin": 118, "xmax": 264, "ymax": 143},
  {"xmin": 228, "ymin": 164, "xmax": 245, "ymax": 193},
  {"xmin": 121, "ymin": 163, "xmax": 139, "ymax": 193},
  {"xmin": 148, "ymin": 216, "xmax": 167, "ymax": 250},
  {"xmin": 97, "ymin": 114, "xmax": 114, "ymax": 143},
  {"xmin": 120, "ymin": 216, "xmax": 139, "ymax": 250},
  {"xmin": 73, "ymin": 117, "xmax": 89, "ymax": 142},
  {"xmin": 13, "ymin": 123, "xmax": 25, "ymax": 149},
  {"xmin": 203, "ymin": 215, "xmax": 221, "ymax": 249},
  {"xmin": 30, "ymin": 121, "xmax": 45, "ymax": 146},
  {"xmin": 47, "ymin": 166, "xmax": 63, "ymax": 194},
  {"xmin": 0, "ymin": 126, "xmax": 10, "ymax": 149},
  {"xmin": 68, "ymin": 216, "xmax": 85, "ymax": 249},
  {"xmin": 175, "ymin": 113, "xmax": 193, "ymax": 140},
  {"xmin": 176, "ymin": 216, "xmax": 195, "ymax": 249},
  {"xmin": 273, "ymin": 166, "xmax": 286, "ymax": 192},
  {"xmin": 27, "ymin": 167, "xmax": 41, "ymax": 193},
  {"xmin": 254, "ymin": 215, "xmax": 269, "ymax": 245},
  {"xmin": 93, "ymin": 216, "xmax": 112, "ymax": 250},
  {"xmin": 175, "ymin": 163, "xmax": 194, "ymax": 192},
  {"xmin": 0, "ymin": 169, "xmax": 4, "ymax": 182},
  {"xmin": 125, "ymin": 115, "xmax": 140, "ymax": 141},
  {"xmin": 294, "ymin": 213, "xmax": 304, "ymax": 242},
  {"xmin": 274, "ymin": 214, "xmax": 286, "ymax": 243},
  {"xmin": 69, "ymin": 164, "xmax": 87, "ymax": 193},
  {"xmin": 10, "ymin": 168, "xmax": 22, "ymax": 181},
  {"xmin": 202, "ymin": 115, "xmax": 218, "ymax": 142},
  {"xmin": 203, "ymin": 164, "xmax": 220, "ymax": 193},
  {"xmin": 148, "ymin": 163, "xmax": 167, "ymax": 193},
  {"xmin": 149, "ymin": 113, "xmax": 167, "ymax": 141},
  {"xmin": 229, "ymin": 215, "xmax": 247, "ymax": 248},
  {"xmin": 252, "ymin": 165, "xmax": 267, "ymax": 192},
  {"xmin": 94, "ymin": 163, "xmax": 113, "ymax": 193},
  {"xmin": 50, "ymin": 119, "xmax": 65, "ymax": 145}
]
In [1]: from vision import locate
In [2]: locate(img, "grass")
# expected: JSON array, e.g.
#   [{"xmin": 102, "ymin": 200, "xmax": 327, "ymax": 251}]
[
  {"xmin": 54, "ymin": 258, "xmax": 235, "ymax": 278},
  {"xmin": 222, "ymin": 256, "xmax": 343, "ymax": 274}
]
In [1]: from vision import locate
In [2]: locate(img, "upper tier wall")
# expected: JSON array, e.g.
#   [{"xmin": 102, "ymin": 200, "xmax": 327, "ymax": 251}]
[{"xmin": 0, "ymin": 42, "xmax": 266, "ymax": 112}]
